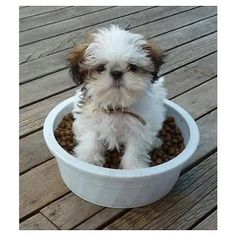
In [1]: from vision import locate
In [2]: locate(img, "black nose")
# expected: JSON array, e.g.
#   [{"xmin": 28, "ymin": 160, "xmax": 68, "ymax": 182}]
[{"xmin": 111, "ymin": 70, "xmax": 123, "ymax": 80}]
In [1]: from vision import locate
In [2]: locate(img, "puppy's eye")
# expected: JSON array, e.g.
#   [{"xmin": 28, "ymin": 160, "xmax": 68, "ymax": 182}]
[
  {"xmin": 128, "ymin": 64, "xmax": 138, "ymax": 73},
  {"xmin": 96, "ymin": 64, "xmax": 106, "ymax": 73}
]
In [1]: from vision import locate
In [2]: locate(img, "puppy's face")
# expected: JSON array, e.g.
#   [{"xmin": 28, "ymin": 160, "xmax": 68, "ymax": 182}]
[{"xmin": 68, "ymin": 25, "xmax": 163, "ymax": 109}]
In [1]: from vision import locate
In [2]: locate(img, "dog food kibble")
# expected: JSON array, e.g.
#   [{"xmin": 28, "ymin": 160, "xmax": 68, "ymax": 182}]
[{"xmin": 54, "ymin": 114, "xmax": 185, "ymax": 169}]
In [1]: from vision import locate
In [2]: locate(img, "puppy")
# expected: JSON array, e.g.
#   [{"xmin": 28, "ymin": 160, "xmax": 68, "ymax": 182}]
[{"xmin": 67, "ymin": 25, "xmax": 167, "ymax": 169}]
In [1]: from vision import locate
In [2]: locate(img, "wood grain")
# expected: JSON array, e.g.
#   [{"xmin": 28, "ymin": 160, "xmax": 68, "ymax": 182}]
[
  {"xmin": 161, "ymin": 33, "xmax": 216, "ymax": 74},
  {"xmin": 167, "ymin": 188, "xmax": 217, "ymax": 229},
  {"xmin": 20, "ymin": 130, "xmax": 53, "ymax": 174},
  {"xmin": 75, "ymin": 208, "xmax": 126, "ymax": 230},
  {"xmin": 19, "ymin": 6, "xmax": 210, "ymax": 83},
  {"xmin": 20, "ymin": 6, "xmax": 68, "ymax": 19},
  {"xmin": 19, "ymin": 6, "xmax": 196, "ymax": 63},
  {"xmin": 193, "ymin": 210, "xmax": 217, "ymax": 230},
  {"xmin": 20, "ymin": 88, "xmax": 77, "ymax": 137},
  {"xmin": 20, "ymin": 6, "xmax": 112, "ymax": 31},
  {"xmin": 132, "ymin": 7, "xmax": 216, "ymax": 39},
  {"xmin": 20, "ymin": 20, "xmax": 216, "ymax": 107},
  {"xmin": 20, "ymin": 6, "xmax": 152, "ymax": 46},
  {"xmin": 20, "ymin": 159, "xmax": 70, "ymax": 219},
  {"xmin": 20, "ymin": 213, "xmax": 58, "ymax": 230},
  {"xmin": 40, "ymin": 193, "xmax": 103, "ymax": 229},
  {"xmin": 173, "ymin": 79, "xmax": 217, "ymax": 119}
]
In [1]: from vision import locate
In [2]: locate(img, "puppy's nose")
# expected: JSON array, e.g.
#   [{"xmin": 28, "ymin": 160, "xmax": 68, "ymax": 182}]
[{"xmin": 111, "ymin": 70, "xmax": 123, "ymax": 80}]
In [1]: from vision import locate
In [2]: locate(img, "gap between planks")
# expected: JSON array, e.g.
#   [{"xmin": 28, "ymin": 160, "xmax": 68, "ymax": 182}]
[
  {"xmin": 20, "ymin": 6, "xmax": 116, "ymax": 32},
  {"xmin": 19, "ymin": 14, "xmax": 217, "ymax": 86},
  {"xmin": 19, "ymin": 6, "xmax": 206, "ymax": 64},
  {"xmin": 20, "ymin": 6, "xmax": 72, "ymax": 20}
]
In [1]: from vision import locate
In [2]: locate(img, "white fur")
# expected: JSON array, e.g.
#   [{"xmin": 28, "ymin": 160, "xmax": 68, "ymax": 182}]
[{"xmin": 72, "ymin": 25, "xmax": 167, "ymax": 169}]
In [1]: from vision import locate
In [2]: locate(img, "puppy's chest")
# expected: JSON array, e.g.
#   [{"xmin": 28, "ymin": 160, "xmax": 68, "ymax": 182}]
[{"xmin": 97, "ymin": 113, "xmax": 131, "ymax": 131}]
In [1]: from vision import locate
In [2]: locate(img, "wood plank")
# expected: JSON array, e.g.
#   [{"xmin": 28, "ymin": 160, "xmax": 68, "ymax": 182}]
[
  {"xmin": 105, "ymin": 153, "xmax": 216, "ymax": 230},
  {"xmin": 20, "ymin": 130, "xmax": 53, "ymax": 174},
  {"xmin": 20, "ymin": 6, "xmax": 112, "ymax": 31},
  {"xmin": 20, "ymin": 88, "xmax": 77, "ymax": 137},
  {"xmin": 73, "ymin": 110, "xmax": 217, "ymax": 229},
  {"xmin": 167, "ymin": 189, "xmax": 217, "ymax": 229},
  {"xmin": 40, "ymin": 193, "xmax": 103, "ymax": 229},
  {"xmin": 20, "ymin": 6, "xmax": 68, "ymax": 19},
  {"xmin": 184, "ymin": 109, "xmax": 217, "ymax": 169},
  {"xmin": 173, "ymin": 79, "xmax": 217, "ymax": 120},
  {"xmin": 20, "ymin": 19, "xmax": 217, "ymax": 107},
  {"xmin": 20, "ymin": 213, "xmax": 57, "ymax": 230},
  {"xmin": 20, "ymin": 6, "xmax": 152, "ymax": 46},
  {"xmin": 19, "ymin": 6, "xmax": 196, "ymax": 63},
  {"xmin": 155, "ymin": 15, "xmax": 217, "ymax": 51},
  {"xmin": 193, "ymin": 210, "xmax": 217, "ymax": 230},
  {"xmin": 20, "ymin": 15, "xmax": 216, "ymax": 83},
  {"xmin": 161, "ymin": 33, "xmax": 216, "ymax": 74},
  {"xmin": 20, "ymin": 69, "xmax": 72, "ymax": 107},
  {"xmin": 132, "ymin": 7, "xmax": 216, "ymax": 39},
  {"xmin": 20, "ymin": 159, "xmax": 70, "ymax": 219},
  {"xmin": 142, "ymin": 177, "xmax": 216, "ymax": 229},
  {"xmin": 75, "ymin": 208, "xmax": 126, "ymax": 230}
]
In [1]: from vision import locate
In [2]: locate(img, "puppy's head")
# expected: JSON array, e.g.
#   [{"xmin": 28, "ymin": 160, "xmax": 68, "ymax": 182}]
[{"xmin": 67, "ymin": 25, "xmax": 164, "ymax": 109}]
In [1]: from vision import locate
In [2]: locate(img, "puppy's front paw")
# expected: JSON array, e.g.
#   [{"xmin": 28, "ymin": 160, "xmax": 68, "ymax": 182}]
[{"xmin": 120, "ymin": 156, "xmax": 150, "ymax": 170}]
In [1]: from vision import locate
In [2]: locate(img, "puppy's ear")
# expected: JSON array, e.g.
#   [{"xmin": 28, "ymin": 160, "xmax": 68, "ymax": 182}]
[
  {"xmin": 144, "ymin": 41, "xmax": 165, "ymax": 82},
  {"xmin": 67, "ymin": 43, "xmax": 89, "ymax": 85}
]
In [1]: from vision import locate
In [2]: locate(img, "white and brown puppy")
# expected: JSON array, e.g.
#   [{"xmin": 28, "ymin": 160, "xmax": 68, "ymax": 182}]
[{"xmin": 67, "ymin": 25, "xmax": 167, "ymax": 169}]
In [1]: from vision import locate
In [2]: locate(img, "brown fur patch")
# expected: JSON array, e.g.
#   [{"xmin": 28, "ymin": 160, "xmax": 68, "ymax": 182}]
[
  {"xmin": 67, "ymin": 43, "xmax": 89, "ymax": 85},
  {"xmin": 144, "ymin": 40, "xmax": 164, "ymax": 81}
]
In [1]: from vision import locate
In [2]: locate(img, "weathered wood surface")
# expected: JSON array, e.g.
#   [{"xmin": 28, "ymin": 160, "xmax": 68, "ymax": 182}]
[
  {"xmin": 19, "ymin": 14, "xmax": 216, "ymax": 84},
  {"xmin": 19, "ymin": 6, "xmax": 200, "ymax": 64},
  {"xmin": 20, "ymin": 159, "xmax": 69, "ymax": 219},
  {"xmin": 20, "ymin": 6, "xmax": 113, "ymax": 32},
  {"xmin": 20, "ymin": 213, "xmax": 58, "ymax": 230},
  {"xmin": 20, "ymin": 19, "xmax": 216, "ymax": 106},
  {"xmin": 19, "ymin": 6, "xmax": 217, "ymax": 230},
  {"xmin": 19, "ymin": 6, "xmax": 69, "ymax": 19},
  {"xmin": 41, "ymin": 193, "xmax": 103, "ymax": 230},
  {"xmin": 193, "ymin": 210, "xmax": 217, "ymax": 230},
  {"xmin": 20, "ymin": 130, "xmax": 53, "ymax": 174}
]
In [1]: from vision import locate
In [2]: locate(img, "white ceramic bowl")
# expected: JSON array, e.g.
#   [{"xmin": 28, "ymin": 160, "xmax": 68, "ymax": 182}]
[{"xmin": 43, "ymin": 97, "xmax": 199, "ymax": 208}]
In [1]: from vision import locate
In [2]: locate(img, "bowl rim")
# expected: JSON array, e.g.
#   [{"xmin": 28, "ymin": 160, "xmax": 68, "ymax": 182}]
[{"xmin": 43, "ymin": 97, "xmax": 199, "ymax": 178}]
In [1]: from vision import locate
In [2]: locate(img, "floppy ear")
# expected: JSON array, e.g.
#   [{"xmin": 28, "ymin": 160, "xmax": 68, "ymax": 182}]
[
  {"xmin": 67, "ymin": 43, "xmax": 89, "ymax": 85},
  {"xmin": 144, "ymin": 41, "xmax": 164, "ymax": 82}
]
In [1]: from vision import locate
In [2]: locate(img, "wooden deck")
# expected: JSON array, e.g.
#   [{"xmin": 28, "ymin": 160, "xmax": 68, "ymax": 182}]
[{"xmin": 19, "ymin": 6, "xmax": 217, "ymax": 230}]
